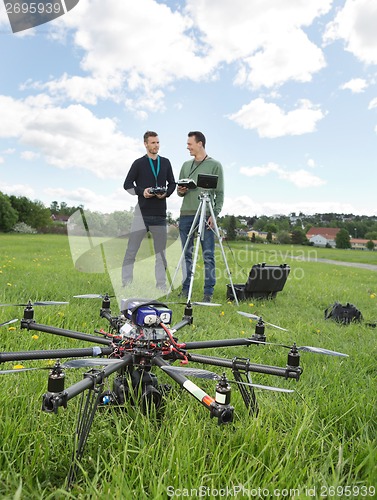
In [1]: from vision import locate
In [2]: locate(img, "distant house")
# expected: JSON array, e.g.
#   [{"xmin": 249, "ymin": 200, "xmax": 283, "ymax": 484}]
[
  {"xmin": 247, "ymin": 230, "xmax": 276, "ymax": 241},
  {"xmin": 350, "ymin": 238, "xmax": 377, "ymax": 250},
  {"xmin": 306, "ymin": 227, "xmax": 340, "ymax": 247},
  {"xmin": 51, "ymin": 214, "xmax": 70, "ymax": 224}
]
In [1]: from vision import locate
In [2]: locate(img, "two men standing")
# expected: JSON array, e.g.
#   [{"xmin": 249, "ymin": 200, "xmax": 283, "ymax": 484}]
[{"xmin": 122, "ymin": 130, "xmax": 224, "ymax": 301}]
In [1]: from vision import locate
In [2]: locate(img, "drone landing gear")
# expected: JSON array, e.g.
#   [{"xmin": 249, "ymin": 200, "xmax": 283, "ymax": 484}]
[
  {"xmin": 67, "ymin": 369, "xmax": 107, "ymax": 487},
  {"xmin": 232, "ymin": 362, "xmax": 259, "ymax": 417}
]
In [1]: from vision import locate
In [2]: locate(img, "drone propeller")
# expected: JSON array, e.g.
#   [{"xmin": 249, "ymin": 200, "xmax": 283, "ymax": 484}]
[
  {"xmin": 73, "ymin": 294, "xmax": 115, "ymax": 299},
  {"xmin": 160, "ymin": 366, "xmax": 294, "ymax": 393},
  {"xmin": 0, "ymin": 301, "xmax": 68, "ymax": 307},
  {"xmin": 237, "ymin": 311, "xmax": 288, "ymax": 331},
  {"xmin": 191, "ymin": 301, "xmax": 222, "ymax": 307},
  {"xmin": 0, "ymin": 366, "xmax": 52, "ymax": 374},
  {"xmin": 0, "ymin": 318, "xmax": 18, "ymax": 327},
  {"xmin": 244, "ymin": 339, "xmax": 348, "ymax": 357},
  {"xmin": 61, "ymin": 358, "xmax": 122, "ymax": 368},
  {"xmin": 0, "ymin": 358, "xmax": 123, "ymax": 375},
  {"xmin": 165, "ymin": 300, "xmax": 222, "ymax": 307}
]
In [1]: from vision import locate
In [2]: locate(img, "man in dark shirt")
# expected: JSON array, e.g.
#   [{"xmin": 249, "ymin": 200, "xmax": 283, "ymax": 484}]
[{"xmin": 122, "ymin": 131, "xmax": 175, "ymax": 289}]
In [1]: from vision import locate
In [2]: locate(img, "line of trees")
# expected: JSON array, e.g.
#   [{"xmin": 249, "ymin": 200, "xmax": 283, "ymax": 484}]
[
  {"xmin": 219, "ymin": 212, "xmax": 377, "ymax": 242},
  {"xmin": 1, "ymin": 192, "xmax": 376, "ymax": 248},
  {"xmin": 0, "ymin": 192, "xmax": 84, "ymax": 232},
  {"xmin": 0, "ymin": 192, "xmax": 135, "ymax": 237}
]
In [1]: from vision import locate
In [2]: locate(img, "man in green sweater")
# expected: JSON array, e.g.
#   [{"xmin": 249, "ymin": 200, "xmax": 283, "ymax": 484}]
[{"xmin": 177, "ymin": 131, "xmax": 224, "ymax": 302}]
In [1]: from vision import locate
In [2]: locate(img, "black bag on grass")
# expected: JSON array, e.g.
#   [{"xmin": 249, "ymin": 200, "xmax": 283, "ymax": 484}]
[{"xmin": 324, "ymin": 302, "xmax": 363, "ymax": 325}]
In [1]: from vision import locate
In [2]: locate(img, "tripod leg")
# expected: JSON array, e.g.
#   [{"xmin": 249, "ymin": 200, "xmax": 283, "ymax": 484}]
[
  {"xmin": 167, "ymin": 202, "xmax": 202, "ymax": 296},
  {"xmin": 207, "ymin": 200, "xmax": 239, "ymax": 306},
  {"xmin": 187, "ymin": 197, "xmax": 208, "ymax": 302}
]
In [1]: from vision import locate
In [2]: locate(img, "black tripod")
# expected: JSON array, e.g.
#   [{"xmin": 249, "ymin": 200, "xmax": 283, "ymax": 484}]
[{"xmin": 169, "ymin": 190, "xmax": 239, "ymax": 305}]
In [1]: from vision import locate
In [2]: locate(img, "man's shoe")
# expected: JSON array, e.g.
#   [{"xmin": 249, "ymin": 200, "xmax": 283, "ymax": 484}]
[{"xmin": 202, "ymin": 294, "xmax": 212, "ymax": 303}]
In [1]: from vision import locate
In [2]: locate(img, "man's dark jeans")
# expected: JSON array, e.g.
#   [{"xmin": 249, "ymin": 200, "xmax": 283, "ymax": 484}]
[{"xmin": 122, "ymin": 214, "xmax": 167, "ymax": 288}]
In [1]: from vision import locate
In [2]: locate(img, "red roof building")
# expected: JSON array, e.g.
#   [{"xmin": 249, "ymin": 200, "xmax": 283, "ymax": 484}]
[{"xmin": 306, "ymin": 227, "xmax": 340, "ymax": 247}]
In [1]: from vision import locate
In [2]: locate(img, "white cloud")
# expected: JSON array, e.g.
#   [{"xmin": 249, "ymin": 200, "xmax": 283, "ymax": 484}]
[
  {"xmin": 368, "ymin": 97, "xmax": 377, "ymax": 109},
  {"xmin": 324, "ymin": 0, "xmax": 377, "ymax": 65},
  {"xmin": 23, "ymin": 73, "xmax": 124, "ymax": 106},
  {"xmin": 1, "ymin": 182, "xmax": 35, "ymax": 199},
  {"xmin": 44, "ymin": 187, "xmax": 124, "ymax": 212},
  {"xmin": 278, "ymin": 169, "xmax": 326, "ymax": 188},
  {"xmin": 28, "ymin": 0, "xmax": 332, "ymax": 113},
  {"xmin": 20, "ymin": 150, "xmax": 40, "ymax": 160},
  {"xmin": 222, "ymin": 196, "xmax": 356, "ymax": 217},
  {"xmin": 187, "ymin": 0, "xmax": 329, "ymax": 88},
  {"xmin": 228, "ymin": 98, "xmax": 326, "ymax": 138},
  {"xmin": 307, "ymin": 158, "xmax": 316, "ymax": 168},
  {"xmin": 240, "ymin": 162, "xmax": 326, "ymax": 189},
  {"xmin": 340, "ymin": 78, "xmax": 368, "ymax": 93},
  {"xmin": 42, "ymin": 0, "xmax": 214, "ymax": 113},
  {"xmin": 0, "ymin": 94, "xmax": 143, "ymax": 178},
  {"xmin": 240, "ymin": 162, "xmax": 281, "ymax": 177},
  {"xmin": 0, "ymin": 3, "xmax": 11, "ymax": 28}
]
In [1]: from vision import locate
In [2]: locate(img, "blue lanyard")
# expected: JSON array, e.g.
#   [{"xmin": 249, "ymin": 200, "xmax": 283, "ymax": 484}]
[{"xmin": 148, "ymin": 156, "xmax": 160, "ymax": 186}]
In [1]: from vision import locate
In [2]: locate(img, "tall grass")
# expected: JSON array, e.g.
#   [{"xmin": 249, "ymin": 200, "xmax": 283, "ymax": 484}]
[{"xmin": 0, "ymin": 234, "xmax": 376, "ymax": 499}]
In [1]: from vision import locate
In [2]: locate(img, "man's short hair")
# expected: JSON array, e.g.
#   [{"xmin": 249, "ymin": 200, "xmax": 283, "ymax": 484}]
[
  {"xmin": 188, "ymin": 131, "xmax": 206, "ymax": 148},
  {"xmin": 144, "ymin": 130, "xmax": 158, "ymax": 142}
]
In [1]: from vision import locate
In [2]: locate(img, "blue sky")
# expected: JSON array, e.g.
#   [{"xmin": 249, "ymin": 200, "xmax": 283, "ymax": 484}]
[{"xmin": 1, "ymin": 0, "xmax": 376, "ymax": 219}]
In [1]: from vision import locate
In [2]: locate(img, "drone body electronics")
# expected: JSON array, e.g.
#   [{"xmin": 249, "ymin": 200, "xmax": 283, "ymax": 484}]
[{"xmin": 0, "ymin": 295, "xmax": 348, "ymax": 486}]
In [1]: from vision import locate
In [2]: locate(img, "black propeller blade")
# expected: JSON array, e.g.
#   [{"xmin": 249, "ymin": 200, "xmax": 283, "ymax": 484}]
[
  {"xmin": 237, "ymin": 311, "xmax": 288, "ymax": 331},
  {"xmin": 244, "ymin": 339, "xmax": 348, "ymax": 357},
  {"xmin": 0, "ymin": 318, "xmax": 18, "ymax": 327},
  {"xmin": 161, "ymin": 366, "xmax": 294, "ymax": 393},
  {"xmin": 165, "ymin": 300, "xmax": 222, "ymax": 307},
  {"xmin": 0, "ymin": 301, "xmax": 68, "ymax": 307},
  {"xmin": 0, "ymin": 358, "xmax": 123, "ymax": 375},
  {"xmin": 73, "ymin": 294, "xmax": 115, "ymax": 299},
  {"xmin": 61, "ymin": 358, "xmax": 122, "ymax": 368},
  {"xmin": 0, "ymin": 366, "xmax": 52, "ymax": 374}
]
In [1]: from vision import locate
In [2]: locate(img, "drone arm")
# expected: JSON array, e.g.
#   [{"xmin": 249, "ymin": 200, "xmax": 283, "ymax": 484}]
[
  {"xmin": 182, "ymin": 338, "xmax": 256, "ymax": 350},
  {"xmin": 0, "ymin": 346, "xmax": 114, "ymax": 363},
  {"xmin": 169, "ymin": 317, "xmax": 193, "ymax": 333},
  {"xmin": 20, "ymin": 321, "xmax": 113, "ymax": 346},
  {"xmin": 186, "ymin": 353, "xmax": 301, "ymax": 381},
  {"xmin": 153, "ymin": 356, "xmax": 234, "ymax": 424},
  {"xmin": 99, "ymin": 309, "xmax": 120, "ymax": 330},
  {"xmin": 42, "ymin": 353, "xmax": 132, "ymax": 413}
]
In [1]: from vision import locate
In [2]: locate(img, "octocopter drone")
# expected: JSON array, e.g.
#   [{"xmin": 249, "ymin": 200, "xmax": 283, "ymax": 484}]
[{"xmin": 0, "ymin": 294, "xmax": 348, "ymax": 485}]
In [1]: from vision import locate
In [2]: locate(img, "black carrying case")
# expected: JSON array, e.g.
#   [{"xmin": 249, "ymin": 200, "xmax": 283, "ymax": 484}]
[{"xmin": 227, "ymin": 263, "xmax": 290, "ymax": 301}]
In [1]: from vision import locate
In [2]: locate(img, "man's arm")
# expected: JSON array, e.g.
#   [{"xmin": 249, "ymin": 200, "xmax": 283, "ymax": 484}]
[
  {"xmin": 123, "ymin": 161, "xmax": 143, "ymax": 196},
  {"xmin": 165, "ymin": 160, "xmax": 176, "ymax": 197},
  {"xmin": 213, "ymin": 162, "xmax": 224, "ymax": 216}
]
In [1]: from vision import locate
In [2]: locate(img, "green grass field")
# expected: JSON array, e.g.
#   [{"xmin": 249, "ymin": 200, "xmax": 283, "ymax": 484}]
[{"xmin": 0, "ymin": 234, "xmax": 376, "ymax": 499}]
